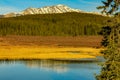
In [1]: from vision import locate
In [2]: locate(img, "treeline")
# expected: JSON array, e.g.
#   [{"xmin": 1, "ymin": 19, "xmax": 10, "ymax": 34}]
[{"xmin": 0, "ymin": 12, "xmax": 109, "ymax": 36}]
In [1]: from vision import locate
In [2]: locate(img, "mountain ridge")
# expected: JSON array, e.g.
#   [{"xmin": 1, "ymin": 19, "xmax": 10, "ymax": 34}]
[
  {"xmin": 21, "ymin": 4, "xmax": 82, "ymax": 14},
  {"xmin": 3, "ymin": 4, "xmax": 104, "ymax": 18}
]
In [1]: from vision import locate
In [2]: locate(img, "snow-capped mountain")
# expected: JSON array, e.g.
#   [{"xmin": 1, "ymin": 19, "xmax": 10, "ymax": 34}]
[
  {"xmin": 3, "ymin": 4, "xmax": 103, "ymax": 17},
  {"xmin": 3, "ymin": 4, "xmax": 82, "ymax": 17},
  {"xmin": 21, "ymin": 4, "xmax": 81, "ymax": 15}
]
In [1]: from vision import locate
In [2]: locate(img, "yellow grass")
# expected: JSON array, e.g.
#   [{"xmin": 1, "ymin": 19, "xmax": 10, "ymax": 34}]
[{"xmin": 0, "ymin": 46, "xmax": 103, "ymax": 60}]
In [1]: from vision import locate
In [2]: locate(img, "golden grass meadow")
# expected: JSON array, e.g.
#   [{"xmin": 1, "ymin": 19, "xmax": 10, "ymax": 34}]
[
  {"xmin": 0, "ymin": 46, "xmax": 102, "ymax": 60},
  {"xmin": 0, "ymin": 36, "xmax": 103, "ymax": 60}
]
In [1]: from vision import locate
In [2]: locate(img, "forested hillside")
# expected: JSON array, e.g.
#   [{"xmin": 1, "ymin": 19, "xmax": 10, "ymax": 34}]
[{"xmin": 0, "ymin": 12, "xmax": 109, "ymax": 36}]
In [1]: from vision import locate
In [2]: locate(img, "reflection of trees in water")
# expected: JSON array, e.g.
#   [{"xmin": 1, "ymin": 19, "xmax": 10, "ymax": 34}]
[
  {"xmin": 0, "ymin": 60, "xmax": 18, "ymax": 64},
  {"xmin": 0, "ymin": 60, "xmax": 100, "ymax": 74},
  {"xmin": 23, "ymin": 60, "xmax": 100, "ymax": 73},
  {"xmin": 25, "ymin": 60, "xmax": 69, "ymax": 73},
  {"xmin": 0, "ymin": 60, "xmax": 68, "ymax": 73}
]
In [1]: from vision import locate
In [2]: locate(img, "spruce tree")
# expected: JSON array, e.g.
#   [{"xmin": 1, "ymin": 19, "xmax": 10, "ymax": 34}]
[{"xmin": 96, "ymin": 0, "xmax": 120, "ymax": 80}]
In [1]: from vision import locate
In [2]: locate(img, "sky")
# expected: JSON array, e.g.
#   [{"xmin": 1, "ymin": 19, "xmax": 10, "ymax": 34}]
[{"xmin": 0, "ymin": 0, "xmax": 103, "ymax": 14}]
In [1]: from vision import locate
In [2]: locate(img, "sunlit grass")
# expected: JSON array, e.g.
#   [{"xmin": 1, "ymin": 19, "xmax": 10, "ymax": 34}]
[{"xmin": 0, "ymin": 46, "xmax": 103, "ymax": 60}]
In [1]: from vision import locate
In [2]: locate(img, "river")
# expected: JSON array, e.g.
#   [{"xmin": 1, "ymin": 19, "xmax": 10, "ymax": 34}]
[{"xmin": 0, "ymin": 60, "xmax": 101, "ymax": 80}]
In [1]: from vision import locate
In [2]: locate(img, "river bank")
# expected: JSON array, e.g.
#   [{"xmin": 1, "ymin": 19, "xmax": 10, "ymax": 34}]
[{"xmin": 0, "ymin": 36, "xmax": 103, "ymax": 60}]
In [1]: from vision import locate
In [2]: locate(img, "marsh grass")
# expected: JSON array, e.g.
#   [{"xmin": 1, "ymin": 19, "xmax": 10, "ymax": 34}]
[{"xmin": 0, "ymin": 46, "xmax": 102, "ymax": 60}]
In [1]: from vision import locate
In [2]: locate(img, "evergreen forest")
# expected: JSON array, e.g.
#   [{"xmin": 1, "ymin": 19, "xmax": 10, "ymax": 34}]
[{"xmin": 0, "ymin": 12, "xmax": 109, "ymax": 36}]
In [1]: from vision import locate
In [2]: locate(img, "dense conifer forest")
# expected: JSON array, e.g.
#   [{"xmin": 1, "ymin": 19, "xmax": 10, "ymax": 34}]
[{"xmin": 0, "ymin": 12, "xmax": 109, "ymax": 36}]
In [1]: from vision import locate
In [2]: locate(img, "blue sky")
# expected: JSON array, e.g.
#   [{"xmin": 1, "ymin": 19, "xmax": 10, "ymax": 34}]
[{"xmin": 0, "ymin": 0, "xmax": 103, "ymax": 14}]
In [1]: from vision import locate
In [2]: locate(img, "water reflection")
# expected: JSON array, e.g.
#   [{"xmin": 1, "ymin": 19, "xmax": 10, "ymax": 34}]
[
  {"xmin": 25, "ymin": 60, "xmax": 69, "ymax": 73},
  {"xmin": 0, "ymin": 60, "xmax": 100, "ymax": 73},
  {"xmin": 0, "ymin": 60, "xmax": 101, "ymax": 80}
]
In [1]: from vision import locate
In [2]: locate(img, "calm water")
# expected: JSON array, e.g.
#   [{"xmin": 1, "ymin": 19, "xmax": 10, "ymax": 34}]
[{"xmin": 0, "ymin": 60, "xmax": 101, "ymax": 80}]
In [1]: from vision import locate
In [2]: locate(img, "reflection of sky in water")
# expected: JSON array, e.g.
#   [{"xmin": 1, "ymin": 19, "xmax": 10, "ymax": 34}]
[{"xmin": 0, "ymin": 60, "xmax": 101, "ymax": 80}]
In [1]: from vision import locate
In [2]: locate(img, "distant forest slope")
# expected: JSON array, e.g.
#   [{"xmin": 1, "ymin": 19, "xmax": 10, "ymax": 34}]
[{"xmin": 0, "ymin": 12, "xmax": 109, "ymax": 36}]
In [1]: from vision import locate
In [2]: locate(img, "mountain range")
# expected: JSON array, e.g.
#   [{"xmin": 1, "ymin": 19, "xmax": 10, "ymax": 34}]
[{"xmin": 2, "ymin": 4, "xmax": 103, "ymax": 18}]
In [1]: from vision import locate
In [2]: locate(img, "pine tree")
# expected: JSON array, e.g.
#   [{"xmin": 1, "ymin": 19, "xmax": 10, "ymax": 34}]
[{"xmin": 96, "ymin": 0, "xmax": 120, "ymax": 80}]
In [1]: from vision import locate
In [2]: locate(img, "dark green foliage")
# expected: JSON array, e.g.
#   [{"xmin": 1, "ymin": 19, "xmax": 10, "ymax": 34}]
[
  {"xmin": 96, "ymin": 0, "xmax": 120, "ymax": 79},
  {"xmin": 97, "ymin": 0, "xmax": 120, "ymax": 15},
  {"xmin": 0, "ymin": 12, "xmax": 108, "ymax": 36},
  {"xmin": 97, "ymin": 16, "xmax": 120, "ymax": 80},
  {"xmin": 99, "ymin": 26, "xmax": 111, "ymax": 47},
  {"xmin": 97, "ymin": 43, "xmax": 120, "ymax": 80},
  {"xmin": 97, "ymin": 61, "xmax": 120, "ymax": 80}
]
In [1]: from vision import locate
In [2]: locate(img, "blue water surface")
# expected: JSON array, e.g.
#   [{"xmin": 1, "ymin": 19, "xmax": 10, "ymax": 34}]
[{"xmin": 0, "ymin": 60, "xmax": 101, "ymax": 80}]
